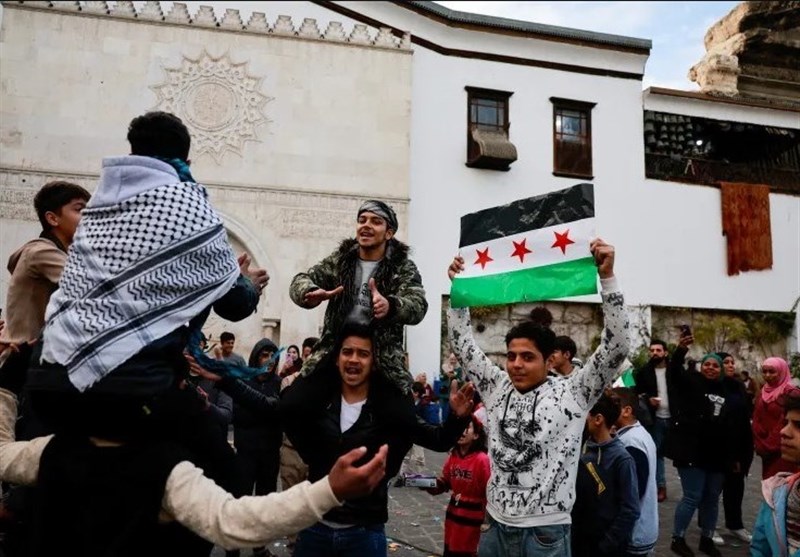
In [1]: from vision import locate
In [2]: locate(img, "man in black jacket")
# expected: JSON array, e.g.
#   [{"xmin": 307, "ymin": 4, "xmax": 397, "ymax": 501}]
[
  {"xmin": 215, "ymin": 324, "xmax": 472, "ymax": 557},
  {"xmin": 634, "ymin": 339, "xmax": 677, "ymax": 503}
]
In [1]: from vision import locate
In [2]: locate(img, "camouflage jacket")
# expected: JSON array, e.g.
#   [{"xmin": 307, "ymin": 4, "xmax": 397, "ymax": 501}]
[{"xmin": 289, "ymin": 238, "xmax": 427, "ymax": 393}]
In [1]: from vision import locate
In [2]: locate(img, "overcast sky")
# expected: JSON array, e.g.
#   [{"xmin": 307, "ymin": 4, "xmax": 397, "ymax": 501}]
[{"xmin": 1, "ymin": 1, "xmax": 739, "ymax": 89}]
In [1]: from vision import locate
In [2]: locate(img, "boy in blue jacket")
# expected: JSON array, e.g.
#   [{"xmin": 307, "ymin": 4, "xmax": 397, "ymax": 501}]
[
  {"xmin": 751, "ymin": 387, "xmax": 800, "ymax": 556},
  {"xmin": 573, "ymin": 393, "xmax": 640, "ymax": 557}
]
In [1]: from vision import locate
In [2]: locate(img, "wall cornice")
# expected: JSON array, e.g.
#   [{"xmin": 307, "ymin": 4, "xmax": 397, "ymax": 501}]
[{"xmin": 3, "ymin": 1, "xmax": 412, "ymax": 53}]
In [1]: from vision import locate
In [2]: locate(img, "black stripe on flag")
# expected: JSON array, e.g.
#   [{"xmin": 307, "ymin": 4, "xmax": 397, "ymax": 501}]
[{"xmin": 459, "ymin": 183, "xmax": 594, "ymax": 248}]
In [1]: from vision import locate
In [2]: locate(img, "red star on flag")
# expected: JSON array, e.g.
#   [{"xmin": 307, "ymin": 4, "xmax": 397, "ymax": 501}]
[
  {"xmin": 474, "ymin": 247, "xmax": 493, "ymax": 269},
  {"xmin": 551, "ymin": 229, "xmax": 575, "ymax": 254},
  {"xmin": 510, "ymin": 239, "xmax": 532, "ymax": 263}
]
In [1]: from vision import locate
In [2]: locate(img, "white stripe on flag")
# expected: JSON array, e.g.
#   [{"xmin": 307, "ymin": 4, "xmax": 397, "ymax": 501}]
[{"xmin": 458, "ymin": 217, "xmax": 595, "ymax": 279}]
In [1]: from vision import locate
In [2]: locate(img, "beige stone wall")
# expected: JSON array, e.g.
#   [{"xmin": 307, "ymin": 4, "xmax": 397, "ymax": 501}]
[{"xmin": 0, "ymin": 2, "xmax": 412, "ymax": 351}]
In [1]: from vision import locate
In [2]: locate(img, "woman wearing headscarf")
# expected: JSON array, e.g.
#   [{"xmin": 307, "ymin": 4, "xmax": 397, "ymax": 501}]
[
  {"xmin": 753, "ymin": 357, "xmax": 798, "ymax": 479},
  {"xmin": 718, "ymin": 352, "xmax": 755, "ymax": 543},
  {"xmin": 664, "ymin": 333, "xmax": 740, "ymax": 557}
]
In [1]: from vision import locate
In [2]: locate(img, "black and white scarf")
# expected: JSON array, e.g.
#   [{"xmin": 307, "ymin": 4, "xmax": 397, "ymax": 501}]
[{"xmin": 42, "ymin": 181, "xmax": 239, "ymax": 392}]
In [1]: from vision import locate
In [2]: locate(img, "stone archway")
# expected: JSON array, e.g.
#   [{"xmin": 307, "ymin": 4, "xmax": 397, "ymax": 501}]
[{"xmin": 200, "ymin": 211, "xmax": 282, "ymax": 358}]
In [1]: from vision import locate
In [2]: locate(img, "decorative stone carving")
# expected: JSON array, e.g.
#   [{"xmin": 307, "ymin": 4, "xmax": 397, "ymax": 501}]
[
  {"xmin": 50, "ymin": 1, "xmax": 81, "ymax": 11},
  {"xmin": 349, "ymin": 24, "xmax": 371, "ymax": 45},
  {"xmin": 165, "ymin": 3, "xmax": 191, "ymax": 24},
  {"xmin": 151, "ymin": 51, "xmax": 272, "ymax": 163},
  {"xmin": 298, "ymin": 18, "xmax": 321, "ymax": 39},
  {"xmin": 272, "ymin": 15, "xmax": 296, "ymax": 36},
  {"xmin": 246, "ymin": 12, "xmax": 270, "ymax": 33},
  {"xmin": 110, "ymin": 0, "xmax": 136, "ymax": 18},
  {"xmin": 193, "ymin": 5, "xmax": 218, "ymax": 27},
  {"xmin": 688, "ymin": 53, "xmax": 741, "ymax": 97},
  {"xmin": 323, "ymin": 21, "xmax": 347, "ymax": 42},
  {"xmin": 373, "ymin": 27, "xmax": 396, "ymax": 48},
  {"xmin": 401, "ymin": 32, "xmax": 412, "ymax": 49},
  {"xmin": 138, "ymin": 1, "xmax": 164, "ymax": 21},
  {"xmin": 82, "ymin": 1, "xmax": 109, "ymax": 15},
  {"xmin": 220, "ymin": 8, "xmax": 244, "ymax": 30}
]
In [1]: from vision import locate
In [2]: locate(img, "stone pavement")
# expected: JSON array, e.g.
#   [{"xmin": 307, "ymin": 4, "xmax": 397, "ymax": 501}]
[{"xmin": 213, "ymin": 449, "xmax": 766, "ymax": 557}]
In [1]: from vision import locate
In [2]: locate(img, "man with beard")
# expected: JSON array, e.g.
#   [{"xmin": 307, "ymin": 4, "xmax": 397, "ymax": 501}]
[
  {"xmin": 634, "ymin": 339, "xmax": 675, "ymax": 503},
  {"xmin": 289, "ymin": 201, "xmax": 426, "ymax": 394}
]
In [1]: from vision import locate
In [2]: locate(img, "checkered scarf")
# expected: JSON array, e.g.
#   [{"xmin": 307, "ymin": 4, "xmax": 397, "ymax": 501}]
[{"xmin": 41, "ymin": 181, "xmax": 241, "ymax": 392}]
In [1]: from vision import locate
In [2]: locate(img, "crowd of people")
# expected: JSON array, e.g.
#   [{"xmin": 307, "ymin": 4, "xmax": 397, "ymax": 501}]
[{"xmin": 0, "ymin": 110, "xmax": 796, "ymax": 557}]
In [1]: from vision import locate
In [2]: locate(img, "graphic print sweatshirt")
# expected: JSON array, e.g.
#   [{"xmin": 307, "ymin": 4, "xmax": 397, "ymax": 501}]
[{"xmin": 447, "ymin": 277, "xmax": 629, "ymax": 527}]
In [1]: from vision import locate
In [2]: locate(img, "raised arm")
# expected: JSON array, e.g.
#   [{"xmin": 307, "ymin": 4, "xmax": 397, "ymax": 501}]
[{"xmin": 567, "ymin": 241, "xmax": 629, "ymax": 410}]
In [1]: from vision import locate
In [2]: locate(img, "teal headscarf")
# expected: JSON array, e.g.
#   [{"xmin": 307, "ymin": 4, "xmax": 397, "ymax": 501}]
[{"xmin": 701, "ymin": 353, "xmax": 724, "ymax": 380}]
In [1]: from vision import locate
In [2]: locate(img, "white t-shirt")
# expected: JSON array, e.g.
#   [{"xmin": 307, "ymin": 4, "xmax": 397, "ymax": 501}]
[
  {"xmin": 654, "ymin": 366, "xmax": 671, "ymax": 419},
  {"xmin": 340, "ymin": 397, "xmax": 367, "ymax": 433}
]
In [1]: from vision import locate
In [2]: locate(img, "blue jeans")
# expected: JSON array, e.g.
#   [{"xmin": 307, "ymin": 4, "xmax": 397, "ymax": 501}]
[
  {"xmin": 294, "ymin": 522, "xmax": 386, "ymax": 557},
  {"xmin": 651, "ymin": 417, "xmax": 670, "ymax": 488},
  {"xmin": 478, "ymin": 517, "xmax": 570, "ymax": 557},
  {"xmin": 673, "ymin": 467, "xmax": 724, "ymax": 538}
]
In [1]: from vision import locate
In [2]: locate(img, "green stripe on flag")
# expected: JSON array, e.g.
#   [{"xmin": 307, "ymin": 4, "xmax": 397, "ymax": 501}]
[{"xmin": 450, "ymin": 256, "xmax": 598, "ymax": 308}]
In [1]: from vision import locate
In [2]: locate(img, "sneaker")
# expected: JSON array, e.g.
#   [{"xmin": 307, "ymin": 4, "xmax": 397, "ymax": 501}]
[
  {"xmin": 671, "ymin": 537, "xmax": 695, "ymax": 557},
  {"xmin": 711, "ymin": 531, "xmax": 724, "ymax": 545},
  {"xmin": 728, "ymin": 527, "xmax": 752, "ymax": 542},
  {"xmin": 699, "ymin": 536, "xmax": 723, "ymax": 557},
  {"xmin": 658, "ymin": 486, "xmax": 667, "ymax": 502}
]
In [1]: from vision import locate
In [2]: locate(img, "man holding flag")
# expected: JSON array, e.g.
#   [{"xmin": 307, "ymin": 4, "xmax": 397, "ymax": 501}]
[{"xmin": 446, "ymin": 185, "xmax": 629, "ymax": 556}]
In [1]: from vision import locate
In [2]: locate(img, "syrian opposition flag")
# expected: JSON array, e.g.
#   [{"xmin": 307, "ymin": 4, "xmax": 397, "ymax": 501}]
[{"xmin": 450, "ymin": 183, "xmax": 597, "ymax": 308}]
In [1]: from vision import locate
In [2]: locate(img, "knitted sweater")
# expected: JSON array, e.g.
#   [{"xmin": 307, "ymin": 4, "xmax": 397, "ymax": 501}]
[
  {"xmin": 447, "ymin": 276, "xmax": 628, "ymax": 527},
  {"xmin": 0, "ymin": 389, "xmax": 340, "ymax": 550}
]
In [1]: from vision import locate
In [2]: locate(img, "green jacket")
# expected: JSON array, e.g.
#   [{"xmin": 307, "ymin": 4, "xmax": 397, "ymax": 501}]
[{"xmin": 290, "ymin": 238, "xmax": 427, "ymax": 393}]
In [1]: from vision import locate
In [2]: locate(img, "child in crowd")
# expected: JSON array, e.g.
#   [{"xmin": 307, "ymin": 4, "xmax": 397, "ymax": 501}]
[
  {"xmin": 425, "ymin": 416, "xmax": 490, "ymax": 557},
  {"xmin": 573, "ymin": 393, "xmax": 640, "ymax": 557}
]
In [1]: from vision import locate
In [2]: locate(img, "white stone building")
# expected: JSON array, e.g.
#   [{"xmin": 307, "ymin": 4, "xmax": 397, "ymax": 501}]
[{"xmin": 0, "ymin": 0, "xmax": 413, "ymax": 352}]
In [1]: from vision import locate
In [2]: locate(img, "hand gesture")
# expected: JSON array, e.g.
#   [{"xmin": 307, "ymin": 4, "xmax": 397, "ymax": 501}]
[
  {"xmin": 238, "ymin": 253, "xmax": 269, "ymax": 292},
  {"xmin": 303, "ymin": 285, "xmax": 345, "ymax": 308},
  {"xmin": 448, "ymin": 380, "xmax": 475, "ymax": 418},
  {"xmin": 328, "ymin": 444, "xmax": 388, "ymax": 501},
  {"xmin": 196, "ymin": 386, "xmax": 211, "ymax": 410},
  {"xmin": 368, "ymin": 278, "xmax": 389, "ymax": 320},
  {"xmin": 589, "ymin": 239, "xmax": 615, "ymax": 279},
  {"xmin": 184, "ymin": 354, "xmax": 223, "ymax": 382},
  {"xmin": 447, "ymin": 255, "xmax": 465, "ymax": 281}
]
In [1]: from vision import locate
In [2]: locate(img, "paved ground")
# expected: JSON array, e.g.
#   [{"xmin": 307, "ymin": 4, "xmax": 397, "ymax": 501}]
[{"xmin": 213, "ymin": 449, "xmax": 765, "ymax": 557}]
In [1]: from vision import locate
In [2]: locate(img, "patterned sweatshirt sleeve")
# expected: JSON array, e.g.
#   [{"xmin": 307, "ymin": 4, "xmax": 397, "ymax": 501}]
[
  {"xmin": 163, "ymin": 464, "xmax": 342, "ymax": 550},
  {"xmin": 568, "ymin": 277, "xmax": 629, "ymax": 410},
  {"xmin": 446, "ymin": 305, "xmax": 502, "ymax": 400},
  {"xmin": 0, "ymin": 388, "xmax": 52, "ymax": 485}
]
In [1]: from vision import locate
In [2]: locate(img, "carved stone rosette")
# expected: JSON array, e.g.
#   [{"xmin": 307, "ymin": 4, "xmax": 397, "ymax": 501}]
[{"xmin": 151, "ymin": 51, "xmax": 272, "ymax": 163}]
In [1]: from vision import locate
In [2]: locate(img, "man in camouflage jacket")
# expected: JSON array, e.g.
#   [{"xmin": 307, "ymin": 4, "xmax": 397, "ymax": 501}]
[{"xmin": 289, "ymin": 200, "xmax": 427, "ymax": 393}]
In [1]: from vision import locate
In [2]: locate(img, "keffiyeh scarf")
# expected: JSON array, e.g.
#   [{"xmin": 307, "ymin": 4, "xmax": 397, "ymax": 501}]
[{"xmin": 42, "ymin": 181, "xmax": 241, "ymax": 392}]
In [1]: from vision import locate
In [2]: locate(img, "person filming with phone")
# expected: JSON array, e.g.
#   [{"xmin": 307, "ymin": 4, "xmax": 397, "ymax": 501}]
[
  {"xmin": 634, "ymin": 335, "xmax": 679, "ymax": 504},
  {"xmin": 662, "ymin": 327, "xmax": 747, "ymax": 557}
]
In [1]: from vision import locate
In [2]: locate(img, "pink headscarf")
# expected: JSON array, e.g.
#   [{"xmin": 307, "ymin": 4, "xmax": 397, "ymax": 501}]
[{"xmin": 761, "ymin": 357, "xmax": 792, "ymax": 404}]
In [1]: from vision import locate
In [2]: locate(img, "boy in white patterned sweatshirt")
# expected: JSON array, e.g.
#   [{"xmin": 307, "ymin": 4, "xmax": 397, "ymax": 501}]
[{"xmin": 446, "ymin": 239, "xmax": 629, "ymax": 556}]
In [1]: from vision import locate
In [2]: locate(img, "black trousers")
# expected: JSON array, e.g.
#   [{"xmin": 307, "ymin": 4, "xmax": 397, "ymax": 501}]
[
  {"xmin": 722, "ymin": 470, "xmax": 746, "ymax": 530},
  {"xmin": 236, "ymin": 446, "xmax": 281, "ymax": 497}
]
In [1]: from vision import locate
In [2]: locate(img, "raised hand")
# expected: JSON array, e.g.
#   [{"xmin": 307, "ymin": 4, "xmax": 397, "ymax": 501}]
[
  {"xmin": 184, "ymin": 353, "xmax": 222, "ymax": 382},
  {"xmin": 368, "ymin": 278, "xmax": 390, "ymax": 320},
  {"xmin": 447, "ymin": 255, "xmax": 465, "ymax": 281},
  {"xmin": 448, "ymin": 379, "xmax": 475, "ymax": 418},
  {"xmin": 589, "ymin": 239, "xmax": 615, "ymax": 279},
  {"xmin": 328, "ymin": 444, "xmax": 389, "ymax": 501},
  {"xmin": 238, "ymin": 252, "xmax": 269, "ymax": 292},
  {"xmin": 303, "ymin": 285, "xmax": 345, "ymax": 308}
]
